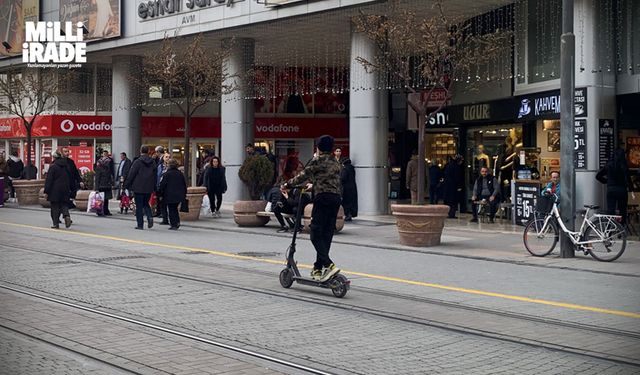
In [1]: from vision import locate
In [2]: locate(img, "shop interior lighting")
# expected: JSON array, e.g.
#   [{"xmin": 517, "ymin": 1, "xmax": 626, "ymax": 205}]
[{"xmin": 172, "ymin": 148, "xmax": 180, "ymax": 153}]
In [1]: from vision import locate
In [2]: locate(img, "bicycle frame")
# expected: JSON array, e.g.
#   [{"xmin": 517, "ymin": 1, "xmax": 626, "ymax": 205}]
[{"xmin": 537, "ymin": 203, "xmax": 621, "ymax": 246}]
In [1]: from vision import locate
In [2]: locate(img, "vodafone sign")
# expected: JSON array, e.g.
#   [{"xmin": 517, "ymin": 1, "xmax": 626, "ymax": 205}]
[{"xmin": 52, "ymin": 116, "xmax": 112, "ymax": 137}]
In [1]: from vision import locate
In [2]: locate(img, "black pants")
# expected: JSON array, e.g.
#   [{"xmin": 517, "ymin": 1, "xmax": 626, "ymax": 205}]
[
  {"xmin": 50, "ymin": 201, "xmax": 70, "ymax": 225},
  {"xmin": 607, "ymin": 188, "xmax": 628, "ymax": 225},
  {"xmin": 157, "ymin": 197, "xmax": 168, "ymax": 222},
  {"xmin": 310, "ymin": 193, "xmax": 341, "ymax": 270},
  {"xmin": 429, "ymin": 184, "xmax": 438, "ymax": 204},
  {"xmin": 208, "ymin": 192, "xmax": 223, "ymax": 212},
  {"xmin": 134, "ymin": 193, "xmax": 153, "ymax": 228},
  {"xmin": 472, "ymin": 195, "xmax": 499, "ymax": 219},
  {"xmin": 167, "ymin": 203, "xmax": 180, "ymax": 228},
  {"xmin": 274, "ymin": 203, "xmax": 295, "ymax": 228}
]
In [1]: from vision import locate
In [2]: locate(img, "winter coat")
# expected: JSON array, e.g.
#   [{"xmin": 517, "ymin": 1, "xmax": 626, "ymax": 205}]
[
  {"xmin": 596, "ymin": 162, "xmax": 631, "ymax": 194},
  {"xmin": 406, "ymin": 156, "xmax": 426, "ymax": 192},
  {"xmin": 158, "ymin": 167, "xmax": 187, "ymax": 205},
  {"xmin": 7, "ymin": 156, "xmax": 24, "ymax": 178},
  {"xmin": 65, "ymin": 157, "xmax": 82, "ymax": 194},
  {"xmin": 267, "ymin": 186, "xmax": 283, "ymax": 206},
  {"xmin": 116, "ymin": 158, "xmax": 132, "ymax": 181},
  {"xmin": 340, "ymin": 159, "xmax": 358, "ymax": 217},
  {"xmin": 95, "ymin": 158, "xmax": 114, "ymax": 200},
  {"xmin": 44, "ymin": 158, "xmax": 71, "ymax": 203},
  {"xmin": 428, "ymin": 165, "xmax": 443, "ymax": 187},
  {"xmin": 124, "ymin": 155, "xmax": 157, "ymax": 194},
  {"xmin": 203, "ymin": 166, "xmax": 227, "ymax": 195},
  {"xmin": 443, "ymin": 161, "xmax": 463, "ymax": 204}
]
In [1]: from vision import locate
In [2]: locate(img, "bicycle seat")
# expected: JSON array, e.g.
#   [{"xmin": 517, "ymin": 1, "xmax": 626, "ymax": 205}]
[{"xmin": 584, "ymin": 205, "xmax": 599, "ymax": 210}]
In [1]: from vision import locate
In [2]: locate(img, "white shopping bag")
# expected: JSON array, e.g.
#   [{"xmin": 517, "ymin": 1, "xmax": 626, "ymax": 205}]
[{"xmin": 200, "ymin": 194, "xmax": 210, "ymax": 217}]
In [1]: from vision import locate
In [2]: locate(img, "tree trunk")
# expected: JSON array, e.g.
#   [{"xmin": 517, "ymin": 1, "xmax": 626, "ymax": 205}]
[
  {"xmin": 25, "ymin": 120, "xmax": 33, "ymax": 180},
  {"xmin": 416, "ymin": 112, "xmax": 426, "ymax": 205}
]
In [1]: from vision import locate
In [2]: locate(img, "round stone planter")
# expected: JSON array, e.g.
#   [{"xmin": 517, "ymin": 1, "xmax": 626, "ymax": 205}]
[
  {"xmin": 233, "ymin": 200, "xmax": 269, "ymax": 227},
  {"xmin": 302, "ymin": 204, "xmax": 345, "ymax": 233},
  {"xmin": 38, "ymin": 188, "xmax": 50, "ymax": 208},
  {"xmin": 179, "ymin": 186, "xmax": 207, "ymax": 221},
  {"xmin": 12, "ymin": 179, "xmax": 45, "ymax": 206},
  {"xmin": 74, "ymin": 190, "xmax": 92, "ymax": 211},
  {"xmin": 391, "ymin": 204, "xmax": 449, "ymax": 247}
]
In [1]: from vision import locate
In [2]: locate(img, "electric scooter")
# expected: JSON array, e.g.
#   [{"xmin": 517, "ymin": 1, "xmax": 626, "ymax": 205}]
[{"xmin": 278, "ymin": 188, "xmax": 350, "ymax": 298}]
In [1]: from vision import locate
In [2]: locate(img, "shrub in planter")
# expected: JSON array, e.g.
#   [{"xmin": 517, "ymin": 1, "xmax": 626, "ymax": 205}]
[{"xmin": 234, "ymin": 155, "xmax": 274, "ymax": 226}]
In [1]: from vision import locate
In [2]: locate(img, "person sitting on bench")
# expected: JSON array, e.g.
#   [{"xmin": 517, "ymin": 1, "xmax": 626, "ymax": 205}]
[{"xmin": 274, "ymin": 187, "xmax": 310, "ymax": 233}]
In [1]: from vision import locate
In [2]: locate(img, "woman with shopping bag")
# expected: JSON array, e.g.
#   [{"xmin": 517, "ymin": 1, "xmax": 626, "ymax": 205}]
[
  {"xmin": 203, "ymin": 156, "xmax": 227, "ymax": 217},
  {"xmin": 94, "ymin": 153, "xmax": 114, "ymax": 216}
]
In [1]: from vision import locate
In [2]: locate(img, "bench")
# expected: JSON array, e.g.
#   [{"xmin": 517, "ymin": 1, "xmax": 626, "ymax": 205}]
[{"xmin": 256, "ymin": 205, "xmax": 344, "ymax": 232}]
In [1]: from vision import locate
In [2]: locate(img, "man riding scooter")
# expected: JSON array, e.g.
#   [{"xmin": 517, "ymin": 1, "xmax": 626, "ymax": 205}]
[{"xmin": 282, "ymin": 135, "xmax": 342, "ymax": 281}]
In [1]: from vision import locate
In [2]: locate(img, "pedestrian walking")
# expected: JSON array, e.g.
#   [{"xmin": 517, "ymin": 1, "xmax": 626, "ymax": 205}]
[
  {"xmin": 283, "ymin": 135, "xmax": 342, "ymax": 282},
  {"xmin": 202, "ymin": 156, "xmax": 227, "ymax": 217},
  {"xmin": 95, "ymin": 153, "xmax": 114, "ymax": 216},
  {"xmin": 44, "ymin": 150, "xmax": 72, "ymax": 229},
  {"xmin": 116, "ymin": 152, "xmax": 132, "ymax": 199},
  {"xmin": 158, "ymin": 158, "xmax": 187, "ymax": 230},
  {"xmin": 596, "ymin": 148, "xmax": 635, "ymax": 225},
  {"xmin": 340, "ymin": 158, "xmax": 357, "ymax": 221},
  {"xmin": 443, "ymin": 155, "xmax": 464, "ymax": 218},
  {"xmin": 428, "ymin": 161, "xmax": 443, "ymax": 204},
  {"xmin": 125, "ymin": 145, "xmax": 157, "ymax": 230},
  {"xmin": 7, "ymin": 151, "xmax": 23, "ymax": 199},
  {"xmin": 156, "ymin": 153, "xmax": 170, "ymax": 224},
  {"xmin": 61, "ymin": 147, "xmax": 83, "ymax": 209}
]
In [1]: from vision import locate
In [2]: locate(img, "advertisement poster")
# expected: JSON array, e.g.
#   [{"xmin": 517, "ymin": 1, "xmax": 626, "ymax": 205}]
[
  {"xmin": 574, "ymin": 119, "xmax": 587, "ymax": 169},
  {"xmin": 547, "ymin": 130, "xmax": 560, "ymax": 152},
  {"xmin": 598, "ymin": 119, "xmax": 615, "ymax": 168},
  {"xmin": 627, "ymin": 137, "xmax": 640, "ymax": 169},
  {"xmin": 0, "ymin": 0, "xmax": 39, "ymax": 58},
  {"xmin": 67, "ymin": 146, "xmax": 94, "ymax": 174},
  {"xmin": 514, "ymin": 180, "xmax": 541, "ymax": 226},
  {"xmin": 59, "ymin": 0, "xmax": 120, "ymax": 41}
]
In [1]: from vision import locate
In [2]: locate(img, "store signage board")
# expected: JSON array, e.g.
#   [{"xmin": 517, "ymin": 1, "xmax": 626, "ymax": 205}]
[
  {"xmin": 59, "ymin": 0, "xmax": 121, "ymax": 41},
  {"xmin": 574, "ymin": 119, "xmax": 587, "ymax": 169},
  {"xmin": 598, "ymin": 119, "xmax": 615, "ymax": 168},
  {"xmin": 137, "ymin": 0, "xmax": 240, "ymax": 21},
  {"xmin": 514, "ymin": 180, "xmax": 540, "ymax": 226},
  {"xmin": 0, "ymin": 0, "xmax": 40, "ymax": 59},
  {"xmin": 516, "ymin": 88, "xmax": 587, "ymax": 120},
  {"xmin": 67, "ymin": 145, "xmax": 94, "ymax": 174}
]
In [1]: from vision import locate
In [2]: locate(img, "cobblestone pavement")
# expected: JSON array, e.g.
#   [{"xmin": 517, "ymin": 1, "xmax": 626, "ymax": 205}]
[{"xmin": 1, "ymin": 234, "xmax": 639, "ymax": 372}]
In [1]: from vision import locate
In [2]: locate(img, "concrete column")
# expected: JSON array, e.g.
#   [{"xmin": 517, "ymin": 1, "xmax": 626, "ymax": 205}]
[
  {"xmin": 221, "ymin": 39, "xmax": 255, "ymax": 202},
  {"xmin": 574, "ymin": 0, "xmax": 615, "ymax": 208},
  {"xmin": 349, "ymin": 29, "xmax": 388, "ymax": 214},
  {"xmin": 112, "ymin": 55, "xmax": 142, "ymax": 164}
]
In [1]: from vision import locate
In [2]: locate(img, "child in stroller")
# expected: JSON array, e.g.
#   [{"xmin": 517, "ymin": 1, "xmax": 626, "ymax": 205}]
[{"xmin": 118, "ymin": 177, "xmax": 135, "ymax": 214}]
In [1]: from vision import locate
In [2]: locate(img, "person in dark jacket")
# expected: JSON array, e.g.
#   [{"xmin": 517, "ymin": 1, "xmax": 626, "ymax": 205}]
[
  {"xmin": 44, "ymin": 150, "xmax": 72, "ymax": 229},
  {"xmin": 116, "ymin": 152, "xmax": 132, "ymax": 199},
  {"xmin": 202, "ymin": 156, "xmax": 227, "ymax": 218},
  {"xmin": 273, "ymin": 187, "xmax": 310, "ymax": 232},
  {"xmin": 443, "ymin": 155, "xmax": 464, "ymax": 218},
  {"xmin": 125, "ymin": 145, "xmax": 157, "ymax": 230},
  {"xmin": 158, "ymin": 158, "xmax": 187, "ymax": 230},
  {"xmin": 340, "ymin": 158, "xmax": 358, "ymax": 221},
  {"xmin": 470, "ymin": 167, "xmax": 500, "ymax": 223},
  {"xmin": 6, "ymin": 152, "xmax": 23, "ymax": 198},
  {"xmin": 283, "ymin": 135, "xmax": 342, "ymax": 282},
  {"xmin": 61, "ymin": 147, "xmax": 83, "ymax": 208},
  {"xmin": 428, "ymin": 161, "xmax": 443, "ymax": 204},
  {"xmin": 596, "ymin": 148, "xmax": 634, "ymax": 225},
  {"xmin": 94, "ymin": 154, "xmax": 114, "ymax": 216}
]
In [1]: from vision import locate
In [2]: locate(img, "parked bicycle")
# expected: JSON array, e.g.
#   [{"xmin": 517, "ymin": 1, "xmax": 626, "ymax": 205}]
[{"xmin": 523, "ymin": 194, "xmax": 627, "ymax": 262}]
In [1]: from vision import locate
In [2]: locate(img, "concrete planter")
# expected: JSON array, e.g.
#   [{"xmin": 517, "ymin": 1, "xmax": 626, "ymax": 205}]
[
  {"xmin": 13, "ymin": 179, "xmax": 45, "ymax": 206},
  {"xmin": 233, "ymin": 200, "xmax": 270, "ymax": 227},
  {"xmin": 179, "ymin": 187, "xmax": 207, "ymax": 221},
  {"xmin": 391, "ymin": 204, "xmax": 449, "ymax": 247},
  {"xmin": 38, "ymin": 188, "xmax": 50, "ymax": 208},
  {"xmin": 302, "ymin": 204, "xmax": 345, "ymax": 233},
  {"xmin": 74, "ymin": 190, "xmax": 92, "ymax": 211}
]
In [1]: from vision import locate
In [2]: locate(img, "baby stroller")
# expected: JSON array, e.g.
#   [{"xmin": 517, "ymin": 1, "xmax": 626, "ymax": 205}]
[{"xmin": 118, "ymin": 178, "xmax": 135, "ymax": 214}]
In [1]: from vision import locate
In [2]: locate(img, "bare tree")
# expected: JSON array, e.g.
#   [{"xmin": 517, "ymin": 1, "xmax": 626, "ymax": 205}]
[
  {"xmin": 0, "ymin": 69, "xmax": 60, "ymax": 179},
  {"xmin": 138, "ymin": 34, "xmax": 235, "ymax": 185},
  {"xmin": 353, "ymin": 0, "xmax": 511, "ymax": 204}
]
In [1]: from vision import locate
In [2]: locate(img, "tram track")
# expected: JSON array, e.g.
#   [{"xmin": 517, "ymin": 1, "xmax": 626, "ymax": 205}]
[{"xmin": 2, "ymin": 241, "xmax": 639, "ymax": 368}]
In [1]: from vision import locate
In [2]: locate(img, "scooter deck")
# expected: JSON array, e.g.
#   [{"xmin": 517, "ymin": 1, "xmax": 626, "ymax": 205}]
[{"xmin": 292, "ymin": 273, "xmax": 341, "ymax": 288}]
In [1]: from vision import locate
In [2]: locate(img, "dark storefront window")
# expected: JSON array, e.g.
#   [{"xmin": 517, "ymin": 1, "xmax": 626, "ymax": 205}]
[
  {"xmin": 96, "ymin": 65, "xmax": 112, "ymax": 111},
  {"xmin": 58, "ymin": 66, "xmax": 95, "ymax": 112}
]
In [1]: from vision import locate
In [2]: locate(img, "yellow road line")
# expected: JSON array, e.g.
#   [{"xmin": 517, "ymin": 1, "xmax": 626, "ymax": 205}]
[{"xmin": 2, "ymin": 221, "xmax": 639, "ymax": 319}]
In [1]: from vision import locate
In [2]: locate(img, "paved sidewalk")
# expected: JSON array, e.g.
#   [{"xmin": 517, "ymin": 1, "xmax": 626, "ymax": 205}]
[{"xmin": 3, "ymin": 201, "xmax": 639, "ymax": 277}]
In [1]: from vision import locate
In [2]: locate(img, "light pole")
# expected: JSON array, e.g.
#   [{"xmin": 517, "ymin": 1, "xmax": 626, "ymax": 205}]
[{"xmin": 560, "ymin": 0, "xmax": 575, "ymax": 258}]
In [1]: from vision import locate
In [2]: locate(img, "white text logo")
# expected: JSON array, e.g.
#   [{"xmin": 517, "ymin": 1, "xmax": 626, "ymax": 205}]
[
  {"xmin": 60, "ymin": 119, "xmax": 111, "ymax": 133},
  {"xmin": 23, "ymin": 22, "xmax": 87, "ymax": 68}
]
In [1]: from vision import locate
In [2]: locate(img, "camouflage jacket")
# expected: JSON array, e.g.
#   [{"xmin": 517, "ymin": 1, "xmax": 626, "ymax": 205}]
[{"xmin": 286, "ymin": 152, "xmax": 342, "ymax": 196}]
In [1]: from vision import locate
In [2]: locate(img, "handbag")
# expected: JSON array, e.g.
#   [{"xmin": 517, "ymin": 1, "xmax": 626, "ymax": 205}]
[{"xmin": 180, "ymin": 198, "xmax": 190, "ymax": 213}]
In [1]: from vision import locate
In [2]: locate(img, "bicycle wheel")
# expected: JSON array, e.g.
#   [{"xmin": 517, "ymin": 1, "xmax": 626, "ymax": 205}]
[
  {"xmin": 523, "ymin": 218, "xmax": 558, "ymax": 257},
  {"xmin": 583, "ymin": 217, "xmax": 627, "ymax": 262}
]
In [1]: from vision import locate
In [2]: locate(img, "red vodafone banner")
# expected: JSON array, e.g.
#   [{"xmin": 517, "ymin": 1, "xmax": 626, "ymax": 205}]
[
  {"xmin": 141, "ymin": 117, "xmax": 221, "ymax": 138},
  {"xmin": 51, "ymin": 115, "xmax": 112, "ymax": 137},
  {"xmin": 67, "ymin": 146, "xmax": 95, "ymax": 174},
  {"xmin": 255, "ymin": 117, "xmax": 348, "ymax": 139}
]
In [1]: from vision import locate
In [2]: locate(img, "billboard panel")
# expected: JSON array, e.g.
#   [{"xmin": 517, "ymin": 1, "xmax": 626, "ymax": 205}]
[
  {"xmin": 59, "ymin": 0, "xmax": 120, "ymax": 41},
  {"xmin": 0, "ymin": 0, "xmax": 39, "ymax": 58}
]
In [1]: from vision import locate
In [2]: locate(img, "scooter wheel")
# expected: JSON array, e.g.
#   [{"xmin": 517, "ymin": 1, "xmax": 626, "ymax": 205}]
[
  {"xmin": 279, "ymin": 268, "xmax": 294, "ymax": 288},
  {"xmin": 331, "ymin": 274, "xmax": 349, "ymax": 298}
]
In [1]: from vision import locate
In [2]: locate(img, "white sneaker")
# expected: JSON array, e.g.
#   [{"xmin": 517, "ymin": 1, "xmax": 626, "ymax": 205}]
[{"xmin": 215, "ymin": 211, "xmax": 221, "ymax": 218}]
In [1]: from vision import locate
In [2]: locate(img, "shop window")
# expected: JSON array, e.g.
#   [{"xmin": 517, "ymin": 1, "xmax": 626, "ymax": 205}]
[
  {"xmin": 58, "ymin": 66, "xmax": 95, "ymax": 112},
  {"xmin": 426, "ymin": 133, "xmax": 456, "ymax": 168},
  {"xmin": 96, "ymin": 66, "xmax": 112, "ymax": 111}
]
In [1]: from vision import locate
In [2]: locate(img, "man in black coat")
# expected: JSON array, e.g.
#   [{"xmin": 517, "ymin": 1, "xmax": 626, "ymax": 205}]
[
  {"xmin": 44, "ymin": 151, "xmax": 72, "ymax": 229},
  {"xmin": 116, "ymin": 152, "xmax": 132, "ymax": 198},
  {"xmin": 158, "ymin": 158, "xmax": 187, "ymax": 230},
  {"xmin": 61, "ymin": 147, "xmax": 83, "ymax": 208},
  {"xmin": 340, "ymin": 158, "xmax": 357, "ymax": 221},
  {"xmin": 125, "ymin": 145, "xmax": 157, "ymax": 230}
]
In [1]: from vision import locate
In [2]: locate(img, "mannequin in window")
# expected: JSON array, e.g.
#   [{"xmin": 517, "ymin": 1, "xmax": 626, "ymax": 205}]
[
  {"xmin": 474, "ymin": 145, "xmax": 491, "ymax": 177},
  {"xmin": 495, "ymin": 137, "xmax": 515, "ymax": 199}
]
